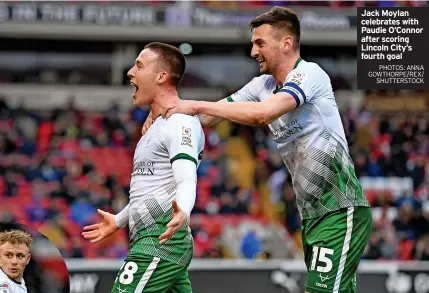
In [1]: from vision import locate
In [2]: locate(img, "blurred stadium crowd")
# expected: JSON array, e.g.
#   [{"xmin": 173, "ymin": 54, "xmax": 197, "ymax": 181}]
[
  {"xmin": 1, "ymin": 93, "xmax": 429, "ymax": 260},
  {"xmin": 1, "ymin": 0, "xmax": 429, "ymax": 266}
]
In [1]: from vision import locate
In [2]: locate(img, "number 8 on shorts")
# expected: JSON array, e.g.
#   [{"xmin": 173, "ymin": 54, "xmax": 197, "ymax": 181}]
[
  {"xmin": 117, "ymin": 262, "xmax": 139, "ymax": 285},
  {"xmin": 111, "ymin": 255, "xmax": 193, "ymax": 293}
]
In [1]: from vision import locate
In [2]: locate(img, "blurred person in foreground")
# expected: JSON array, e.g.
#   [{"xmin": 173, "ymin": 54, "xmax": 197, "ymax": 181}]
[
  {"xmin": 145, "ymin": 7, "xmax": 372, "ymax": 293},
  {"xmin": 0, "ymin": 230, "xmax": 32, "ymax": 293},
  {"xmin": 82, "ymin": 42, "xmax": 205, "ymax": 293}
]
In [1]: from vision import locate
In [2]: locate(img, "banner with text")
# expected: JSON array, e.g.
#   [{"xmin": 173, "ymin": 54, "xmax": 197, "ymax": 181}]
[
  {"xmin": 357, "ymin": 7, "xmax": 429, "ymax": 90},
  {"xmin": 0, "ymin": 2, "xmax": 356, "ymax": 30}
]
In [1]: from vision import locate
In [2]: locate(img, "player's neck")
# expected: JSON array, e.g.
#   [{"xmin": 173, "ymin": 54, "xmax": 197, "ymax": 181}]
[
  {"xmin": 13, "ymin": 275, "xmax": 23, "ymax": 283},
  {"xmin": 0, "ymin": 267, "xmax": 22, "ymax": 283},
  {"xmin": 273, "ymin": 53, "xmax": 301, "ymax": 87},
  {"xmin": 150, "ymin": 88, "xmax": 179, "ymax": 120}
]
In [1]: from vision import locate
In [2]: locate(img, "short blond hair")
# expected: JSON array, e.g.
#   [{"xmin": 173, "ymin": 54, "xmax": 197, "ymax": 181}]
[{"xmin": 0, "ymin": 230, "xmax": 33, "ymax": 250}]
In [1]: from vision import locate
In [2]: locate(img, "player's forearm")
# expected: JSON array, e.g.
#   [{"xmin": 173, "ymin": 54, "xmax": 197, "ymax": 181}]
[
  {"xmin": 114, "ymin": 204, "xmax": 129, "ymax": 228},
  {"xmin": 197, "ymin": 97, "xmax": 230, "ymax": 128},
  {"xmin": 198, "ymin": 114, "xmax": 223, "ymax": 128},
  {"xmin": 172, "ymin": 160, "xmax": 197, "ymax": 218},
  {"xmin": 195, "ymin": 100, "xmax": 270, "ymax": 126},
  {"xmin": 195, "ymin": 93, "xmax": 296, "ymax": 126}
]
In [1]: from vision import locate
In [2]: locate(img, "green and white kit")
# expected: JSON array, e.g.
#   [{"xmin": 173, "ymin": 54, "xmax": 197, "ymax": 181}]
[
  {"xmin": 112, "ymin": 113, "xmax": 204, "ymax": 293},
  {"xmin": 229, "ymin": 58, "xmax": 372, "ymax": 292}
]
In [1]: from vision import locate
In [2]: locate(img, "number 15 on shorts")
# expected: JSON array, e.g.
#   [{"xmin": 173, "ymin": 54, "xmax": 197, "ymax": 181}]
[{"xmin": 311, "ymin": 246, "xmax": 334, "ymax": 273}]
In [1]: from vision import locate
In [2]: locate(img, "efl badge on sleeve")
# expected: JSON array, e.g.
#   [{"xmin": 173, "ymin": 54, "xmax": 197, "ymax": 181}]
[
  {"xmin": 0, "ymin": 283, "xmax": 10, "ymax": 293},
  {"xmin": 288, "ymin": 72, "xmax": 306, "ymax": 85},
  {"xmin": 182, "ymin": 126, "xmax": 191, "ymax": 137},
  {"xmin": 181, "ymin": 127, "xmax": 193, "ymax": 148}
]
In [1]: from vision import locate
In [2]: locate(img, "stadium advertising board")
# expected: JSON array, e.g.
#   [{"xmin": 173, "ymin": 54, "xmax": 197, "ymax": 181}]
[
  {"xmin": 66, "ymin": 260, "xmax": 429, "ymax": 293},
  {"xmin": 0, "ymin": 2, "xmax": 356, "ymax": 44},
  {"xmin": 0, "ymin": 2, "xmax": 356, "ymax": 29}
]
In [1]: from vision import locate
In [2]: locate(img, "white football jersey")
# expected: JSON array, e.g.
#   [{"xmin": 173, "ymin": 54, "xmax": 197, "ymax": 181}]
[
  {"xmin": 230, "ymin": 58, "xmax": 370, "ymax": 220},
  {"xmin": 121, "ymin": 113, "xmax": 205, "ymax": 266},
  {"xmin": 0, "ymin": 268, "xmax": 27, "ymax": 293}
]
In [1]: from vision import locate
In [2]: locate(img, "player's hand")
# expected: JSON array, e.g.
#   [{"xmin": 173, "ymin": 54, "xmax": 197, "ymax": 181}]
[
  {"xmin": 142, "ymin": 111, "xmax": 154, "ymax": 136},
  {"xmin": 82, "ymin": 209, "xmax": 120, "ymax": 243},
  {"xmin": 158, "ymin": 200, "xmax": 188, "ymax": 245},
  {"xmin": 164, "ymin": 100, "xmax": 199, "ymax": 119}
]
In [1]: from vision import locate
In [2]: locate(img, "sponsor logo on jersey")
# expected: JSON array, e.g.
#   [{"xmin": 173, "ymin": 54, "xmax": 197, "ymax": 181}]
[
  {"xmin": 131, "ymin": 161, "xmax": 155, "ymax": 176},
  {"xmin": 181, "ymin": 127, "xmax": 193, "ymax": 147},
  {"xmin": 316, "ymin": 282, "xmax": 328, "ymax": 289},
  {"xmin": 271, "ymin": 118, "xmax": 304, "ymax": 141}
]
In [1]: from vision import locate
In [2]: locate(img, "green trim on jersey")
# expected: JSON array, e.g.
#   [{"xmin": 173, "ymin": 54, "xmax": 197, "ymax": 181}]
[
  {"xmin": 226, "ymin": 96, "xmax": 234, "ymax": 102},
  {"xmin": 170, "ymin": 153, "xmax": 197, "ymax": 166},
  {"xmin": 273, "ymin": 57, "xmax": 303, "ymax": 94},
  {"xmin": 293, "ymin": 57, "xmax": 303, "ymax": 69}
]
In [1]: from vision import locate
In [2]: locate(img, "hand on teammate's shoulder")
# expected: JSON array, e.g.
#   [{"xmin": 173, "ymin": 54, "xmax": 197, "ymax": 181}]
[{"xmin": 164, "ymin": 100, "xmax": 199, "ymax": 119}]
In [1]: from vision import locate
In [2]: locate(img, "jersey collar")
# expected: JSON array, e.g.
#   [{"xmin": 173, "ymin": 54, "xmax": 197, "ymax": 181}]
[
  {"xmin": 293, "ymin": 57, "xmax": 303, "ymax": 69},
  {"xmin": 273, "ymin": 57, "xmax": 303, "ymax": 94}
]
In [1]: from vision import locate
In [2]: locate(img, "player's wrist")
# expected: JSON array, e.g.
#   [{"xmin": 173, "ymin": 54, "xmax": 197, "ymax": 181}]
[
  {"xmin": 182, "ymin": 210, "xmax": 190, "ymax": 220},
  {"xmin": 193, "ymin": 101, "xmax": 203, "ymax": 115},
  {"xmin": 180, "ymin": 211, "xmax": 191, "ymax": 226},
  {"xmin": 113, "ymin": 214, "xmax": 125, "ymax": 229}
]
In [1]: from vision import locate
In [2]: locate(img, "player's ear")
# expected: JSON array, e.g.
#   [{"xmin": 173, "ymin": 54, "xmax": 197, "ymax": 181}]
[
  {"xmin": 26, "ymin": 253, "xmax": 31, "ymax": 265},
  {"xmin": 157, "ymin": 71, "xmax": 168, "ymax": 85},
  {"xmin": 283, "ymin": 35, "xmax": 294, "ymax": 52}
]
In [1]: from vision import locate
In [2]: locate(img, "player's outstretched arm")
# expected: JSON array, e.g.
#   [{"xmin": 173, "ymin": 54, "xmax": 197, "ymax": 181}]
[
  {"xmin": 165, "ymin": 92, "xmax": 298, "ymax": 126},
  {"xmin": 82, "ymin": 208, "xmax": 124, "ymax": 243}
]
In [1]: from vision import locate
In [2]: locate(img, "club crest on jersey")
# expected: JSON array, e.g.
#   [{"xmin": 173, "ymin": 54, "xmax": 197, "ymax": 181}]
[
  {"xmin": 181, "ymin": 127, "xmax": 193, "ymax": 147},
  {"xmin": 0, "ymin": 283, "xmax": 9, "ymax": 293}
]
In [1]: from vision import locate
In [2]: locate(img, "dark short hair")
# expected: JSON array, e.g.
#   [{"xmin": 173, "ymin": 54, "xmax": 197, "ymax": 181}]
[
  {"xmin": 144, "ymin": 42, "xmax": 186, "ymax": 87},
  {"xmin": 249, "ymin": 6, "xmax": 301, "ymax": 49}
]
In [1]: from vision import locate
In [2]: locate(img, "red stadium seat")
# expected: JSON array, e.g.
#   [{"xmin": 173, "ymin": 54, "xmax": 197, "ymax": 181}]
[
  {"xmin": 37, "ymin": 121, "xmax": 54, "ymax": 152},
  {"xmin": 399, "ymin": 240, "xmax": 414, "ymax": 260},
  {"xmin": 0, "ymin": 177, "xmax": 5, "ymax": 195}
]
